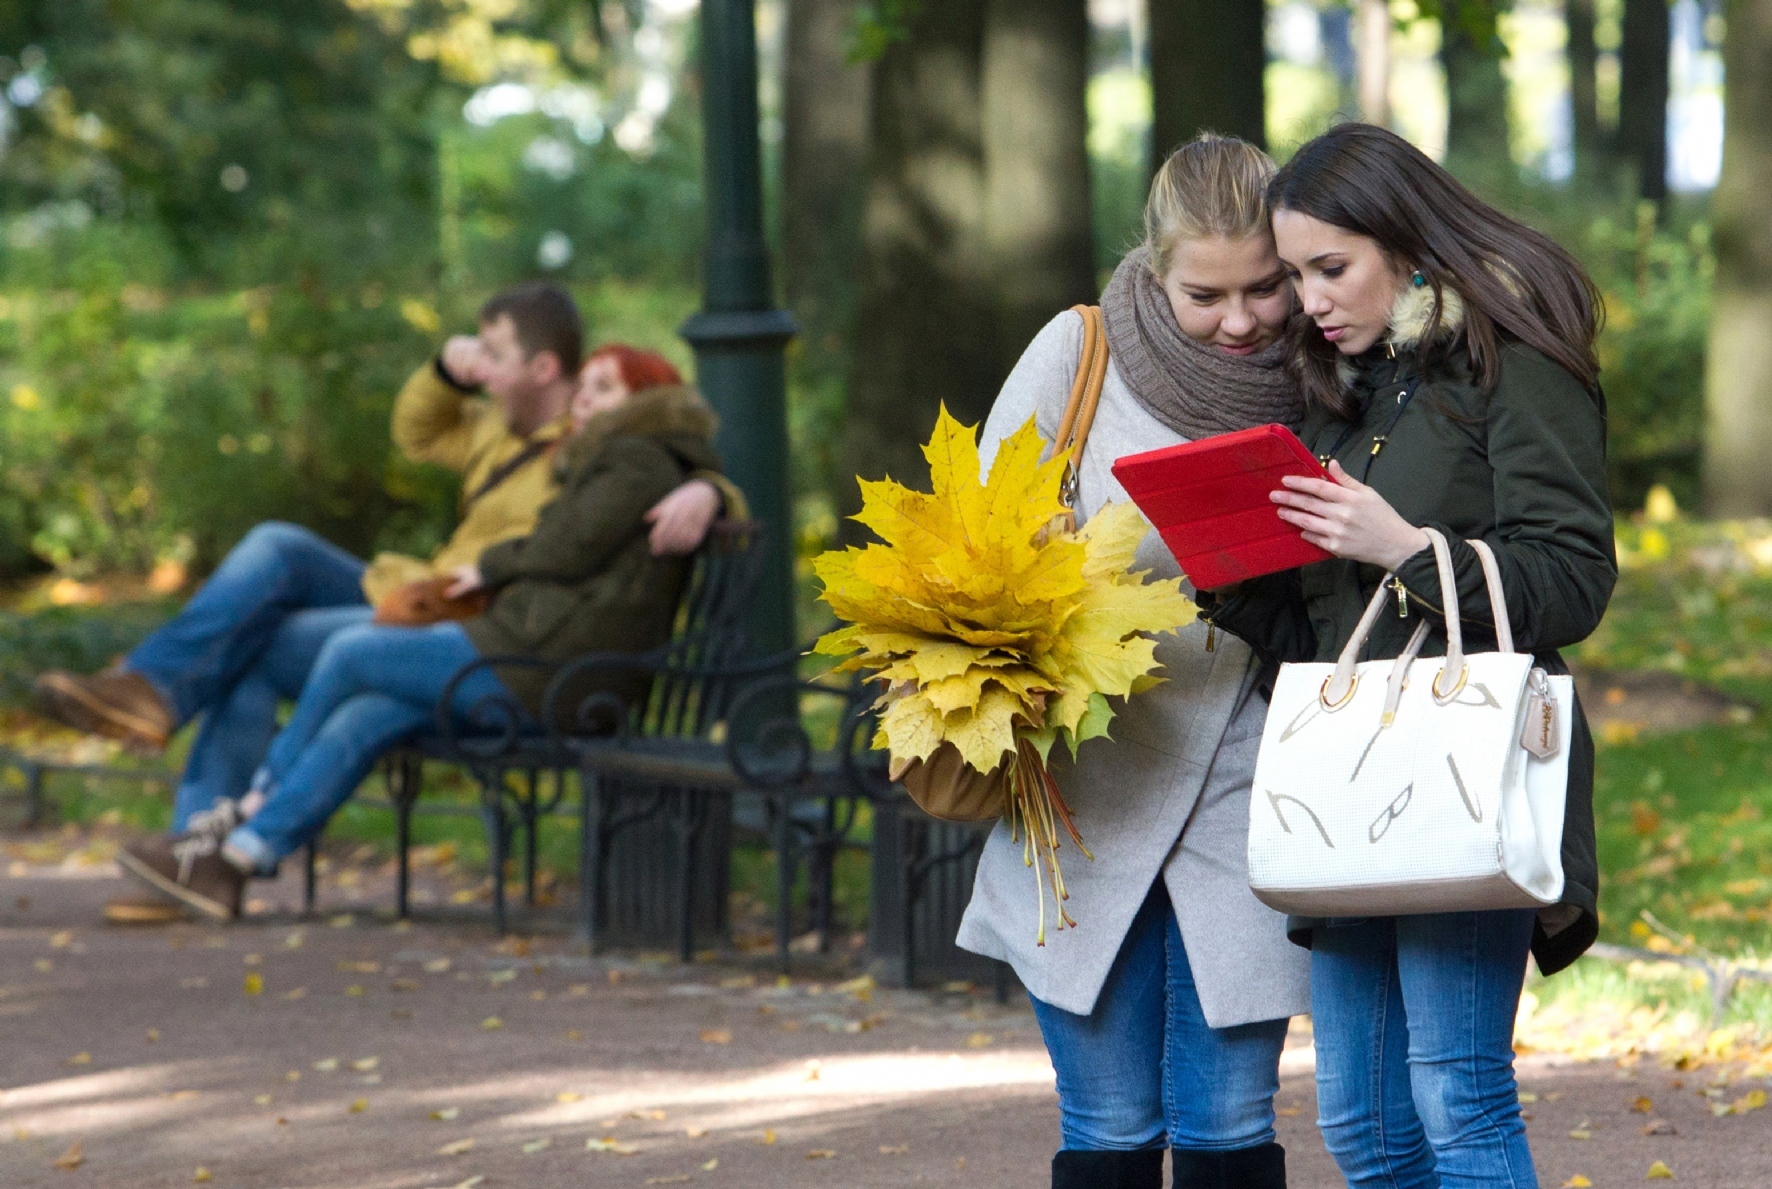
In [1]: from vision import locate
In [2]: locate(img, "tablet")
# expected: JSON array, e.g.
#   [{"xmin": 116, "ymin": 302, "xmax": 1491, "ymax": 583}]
[{"xmin": 1110, "ymin": 423, "xmax": 1333, "ymax": 590}]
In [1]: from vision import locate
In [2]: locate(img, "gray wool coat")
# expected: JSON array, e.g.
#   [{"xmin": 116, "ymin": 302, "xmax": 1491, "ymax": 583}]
[{"xmin": 953, "ymin": 310, "xmax": 1311, "ymax": 1028}]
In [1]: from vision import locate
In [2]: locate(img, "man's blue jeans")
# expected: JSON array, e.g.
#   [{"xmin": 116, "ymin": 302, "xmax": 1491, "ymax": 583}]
[
  {"xmin": 1311, "ymin": 910, "xmax": 1539, "ymax": 1189},
  {"xmin": 122, "ymin": 522, "xmax": 372, "ymax": 831},
  {"xmin": 226, "ymin": 621, "xmax": 510, "ymax": 868},
  {"xmin": 1029, "ymin": 881, "xmax": 1290, "ymax": 1151}
]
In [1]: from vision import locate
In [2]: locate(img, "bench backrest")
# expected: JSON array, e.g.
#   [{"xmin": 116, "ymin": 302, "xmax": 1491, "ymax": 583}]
[{"xmin": 636, "ymin": 519, "xmax": 765, "ymax": 740}]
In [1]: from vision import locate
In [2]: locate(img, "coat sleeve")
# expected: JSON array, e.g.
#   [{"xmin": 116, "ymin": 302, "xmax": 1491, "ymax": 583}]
[
  {"xmin": 1392, "ymin": 346, "xmax": 1617, "ymax": 652},
  {"xmin": 477, "ymin": 440, "xmax": 685, "ymax": 589},
  {"xmin": 391, "ymin": 360, "xmax": 488, "ymax": 474},
  {"xmin": 1196, "ymin": 570, "xmax": 1318, "ymax": 666}
]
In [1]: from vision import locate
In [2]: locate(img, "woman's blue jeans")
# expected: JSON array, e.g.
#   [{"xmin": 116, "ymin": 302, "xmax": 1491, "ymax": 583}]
[
  {"xmin": 121, "ymin": 521, "xmax": 373, "ymax": 832},
  {"xmin": 1029, "ymin": 881, "xmax": 1290, "ymax": 1152},
  {"xmin": 1311, "ymin": 910, "xmax": 1538, "ymax": 1189},
  {"xmin": 225, "ymin": 621, "xmax": 511, "ymax": 869}
]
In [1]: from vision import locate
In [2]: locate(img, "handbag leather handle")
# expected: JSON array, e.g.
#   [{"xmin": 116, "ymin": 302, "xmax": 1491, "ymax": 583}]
[
  {"xmin": 1321, "ymin": 527, "xmax": 1512, "ymax": 710},
  {"xmin": 1052, "ymin": 304, "xmax": 1109, "ymax": 524}
]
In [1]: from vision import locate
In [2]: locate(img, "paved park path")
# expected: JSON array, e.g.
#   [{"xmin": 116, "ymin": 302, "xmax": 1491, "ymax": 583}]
[{"xmin": 2, "ymin": 838, "xmax": 1769, "ymax": 1188}]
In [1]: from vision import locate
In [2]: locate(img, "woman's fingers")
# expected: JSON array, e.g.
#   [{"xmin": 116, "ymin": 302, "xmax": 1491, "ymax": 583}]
[{"xmin": 1278, "ymin": 473, "xmax": 1345, "ymax": 497}]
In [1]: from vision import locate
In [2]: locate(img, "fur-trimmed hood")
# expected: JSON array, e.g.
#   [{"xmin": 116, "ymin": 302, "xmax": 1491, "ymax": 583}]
[
  {"xmin": 1336, "ymin": 283, "xmax": 1467, "ymax": 390},
  {"xmin": 559, "ymin": 383, "xmax": 718, "ymax": 472}
]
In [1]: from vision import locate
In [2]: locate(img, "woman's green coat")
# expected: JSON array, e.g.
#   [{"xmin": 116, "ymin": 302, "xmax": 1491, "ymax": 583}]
[
  {"xmin": 1200, "ymin": 287, "xmax": 1616, "ymax": 976},
  {"xmin": 463, "ymin": 384, "xmax": 723, "ymax": 716}
]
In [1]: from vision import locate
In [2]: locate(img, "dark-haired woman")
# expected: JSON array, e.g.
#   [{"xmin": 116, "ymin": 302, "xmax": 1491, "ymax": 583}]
[{"xmin": 1199, "ymin": 123, "xmax": 1615, "ymax": 1187}]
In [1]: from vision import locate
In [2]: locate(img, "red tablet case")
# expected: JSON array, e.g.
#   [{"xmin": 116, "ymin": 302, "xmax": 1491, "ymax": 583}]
[{"xmin": 1110, "ymin": 424, "xmax": 1333, "ymax": 590}]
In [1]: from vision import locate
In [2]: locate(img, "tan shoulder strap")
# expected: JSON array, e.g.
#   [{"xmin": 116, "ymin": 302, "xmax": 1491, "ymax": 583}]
[{"xmin": 1051, "ymin": 305, "xmax": 1108, "ymax": 528}]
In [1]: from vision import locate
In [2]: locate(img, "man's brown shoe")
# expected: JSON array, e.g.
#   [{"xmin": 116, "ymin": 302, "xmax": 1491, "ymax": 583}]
[
  {"xmin": 34, "ymin": 667, "xmax": 175, "ymax": 752},
  {"xmin": 102, "ymin": 894, "xmax": 189, "ymax": 925},
  {"xmin": 116, "ymin": 835, "xmax": 246, "ymax": 921}
]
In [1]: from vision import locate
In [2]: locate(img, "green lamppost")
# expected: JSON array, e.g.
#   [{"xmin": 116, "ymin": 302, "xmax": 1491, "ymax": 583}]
[{"xmin": 681, "ymin": 0, "xmax": 798, "ymax": 662}]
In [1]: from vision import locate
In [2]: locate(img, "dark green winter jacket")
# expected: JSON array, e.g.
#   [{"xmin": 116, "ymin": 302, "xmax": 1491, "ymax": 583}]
[
  {"xmin": 463, "ymin": 384, "xmax": 722, "ymax": 718},
  {"xmin": 1199, "ymin": 287, "xmax": 1616, "ymax": 976}
]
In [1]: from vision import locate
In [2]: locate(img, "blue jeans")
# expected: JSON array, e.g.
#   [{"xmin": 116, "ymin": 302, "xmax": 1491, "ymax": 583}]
[
  {"xmin": 1029, "ymin": 882, "xmax": 1290, "ymax": 1151},
  {"xmin": 227, "ymin": 621, "xmax": 510, "ymax": 867},
  {"xmin": 1311, "ymin": 910, "xmax": 1538, "ymax": 1189},
  {"xmin": 122, "ymin": 522, "xmax": 372, "ymax": 832}
]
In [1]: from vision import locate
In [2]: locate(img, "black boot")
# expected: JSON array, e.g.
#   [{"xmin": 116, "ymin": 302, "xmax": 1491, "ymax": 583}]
[
  {"xmin": 1171, "ymin": 1143, "xmax": 1286, "ymax": 1189},
  {"xmin": 1052, "ymin": 1148, "xmax": 1165, "ymax": 1189}
]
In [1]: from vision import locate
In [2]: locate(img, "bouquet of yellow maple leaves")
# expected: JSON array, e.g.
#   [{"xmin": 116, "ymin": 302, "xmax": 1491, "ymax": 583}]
[{"xmin": 813, "ymin": 407, "xmax": 1196, "ymax": 942}]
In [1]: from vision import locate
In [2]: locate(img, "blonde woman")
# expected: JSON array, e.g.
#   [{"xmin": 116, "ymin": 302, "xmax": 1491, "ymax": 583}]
[{"xmin": 958, "ymin": 135, "xmax": 1309, "ymax": 1189}]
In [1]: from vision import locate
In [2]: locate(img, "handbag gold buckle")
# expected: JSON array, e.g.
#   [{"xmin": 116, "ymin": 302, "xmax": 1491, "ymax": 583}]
[
  {"xmin": 1432, "ymin": 664, "xmax": 1469, "ymax": 704},
  {"xmin": 1319, "ymin": 674, "xmax": 1358, "ymax": 711}
]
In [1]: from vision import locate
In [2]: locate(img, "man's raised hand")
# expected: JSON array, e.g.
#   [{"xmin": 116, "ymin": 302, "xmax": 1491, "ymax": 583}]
[{"xmin": 439, "ymin": 334, "xmax": 487, "ymax": 389}]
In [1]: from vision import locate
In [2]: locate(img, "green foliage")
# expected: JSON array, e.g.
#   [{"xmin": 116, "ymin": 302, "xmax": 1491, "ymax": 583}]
[
  {"xmin": 0, "ymin": 601, "xmax": 170, "ymax": 705},
  {"xmin": 845, "ymin": 0, "xmax": 923, "ymax": 65},
  {"xmin": 0, "ymin": 1, "xmax": 706, "ymax": 579},
  {"xmin": 1586, "ymin": 209, "xmax": 1714, "ymax": 511}
]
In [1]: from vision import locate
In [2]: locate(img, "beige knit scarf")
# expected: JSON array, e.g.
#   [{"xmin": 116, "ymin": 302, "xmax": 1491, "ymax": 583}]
[{"xmin": 1100, "ymin": 247, "xmax": 1305, "ymax": 439}]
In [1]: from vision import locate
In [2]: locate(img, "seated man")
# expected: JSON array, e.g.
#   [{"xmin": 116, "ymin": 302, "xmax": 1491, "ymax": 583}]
[
  {"xmin": 34, "ymin": 285, "xmax": 728, "ymax": 899},
  {"xmin": 116, "ymin": 355, "xmax": 728, "ymax": 917}
]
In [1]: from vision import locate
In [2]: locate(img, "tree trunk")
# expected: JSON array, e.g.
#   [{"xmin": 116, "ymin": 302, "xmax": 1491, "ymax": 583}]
[
  {"xmin": 1148, "ymin": 0, "xmax": 1266, "ymax": 165},
  {"xmin": 1619, "ymin": 0, "xmax": 1670, "ymax": 207},
  {"xmin": 782, "ymin": 0, "xmax": 871, "ymax": 503},
  {"xmin": 1566, "ymin": 0, "xmax": 1602, "ymax": 176},
  {"xmin": 782, "ymin": 0, "xmax": 870, "ymax": 356},
  {"xmin": 982, "ymin": 0, "xmax": 1096, "ymax": 379},
  {"xmin": 840, "ymin": 1, "xmax": 993, "ymax": 519},
  {"xmin": 1440, "ymin": 0, "xmax": 1512, "ymax": 179},
  {"xmin": 1703, "ymin": 0, "xmax": 1772, "ymax": 515},
  {"xmin": 1356, "ymin": 0, "xmax": 1392, "ymax": 127}
]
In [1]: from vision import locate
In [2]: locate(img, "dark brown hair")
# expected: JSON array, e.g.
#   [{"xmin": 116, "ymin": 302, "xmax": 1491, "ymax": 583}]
[
  {"xmin": 1268, "ymin": 123, "xmax": 1602, "ymax": 418},
  {"xmin": 479, "ymin": 282, "xmax": 583, "ymax": 373}
]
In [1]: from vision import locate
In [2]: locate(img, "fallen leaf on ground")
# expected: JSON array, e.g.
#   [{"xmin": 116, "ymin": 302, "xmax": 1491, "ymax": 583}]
[
  {"xmin": 193, "ymin": 1169, "xmax": 211, "ymax": 1183},
  {"xmin": 284, "ymin": 1070, "xmax": 301, "ymax": 1082},
  {"xmin": 586, "ymin": 1137, "xmax": 639, "ymax": 1154},
  {"xmin": 521, "ymin": 1138, "xmax": 551, "ymax": 1154},
  {"xmin": 880, "ymin": 1144, "xmax": 908, "ymax": 1155},
  {"xmin": 34, "ymin": 958, "xmax": 52, "ymax": 973},
  {"xmin": 557, "ymin": 1091, "xmax": 582, "ymax": 1103},
  {"xmin": 481, "ymin": 1016, "xmax": 503, "ymax": 1030},
  {"xmin": 1518, "ymin": 1091, "xmax": 1538, "ymax": 1103},
  {"xmin": 489, "ymin": 969, "xmax": 517, "ymax": 985},
  {"xmin": 282, "ymin": 987, "xmax": 307, "ymax": 1000},
  {"xmin": 702, "ymin": 1157, "xmax": 719, "ymax": 1170},
  {"xmin": 243, "ymin": 953, "xmax": 262, "ymax": 965},
  {"xmin": 313, "ymin": 1058, "xmax": 338, "ymax": 1072},
  {"xmin": 700, "ymin": 1029, "xmax": 731, "ymax": 1045},
  {"xmin": 643, "ymin": 1178, "xmax": 689, "ymax": 1186},
  {"xmin": 50, "ymin": 930, "xmax": 72, "ymax": 948},
  {"xmin": 758, "ymin": 1129, "xmax": 777, "ymax": 1145},
  {"xmin": 1568, "ymin": 1122, "xmax": 1593, "ymax": 1140},
  {"xmin": 1631, "ymin": 1096, "xmax": 1653, "ymax": 1113},
  {"xmin": 437, "ymin": 1138, "xmax": 475, "ymax": 1156},
  {"xmin": 1640, "ymin": 1118, "xmax": 1675, "ymax": 1135},
  {"xmin": 345, "ymin": 985, "xmax": 366, "ymax": 997},
  {"xmin": 1560, "ymin": 1178, "xmax": 1591, "ymax": 1188},
  {"xmin": 329, "ymin": 914, "xmax": 354, "ymax": 927},
  {"xmin": 244, "ymin": 972, "xmax": 264, "ymax": 995},
  {"xmin": 66, "ymin": 1052, "xmax": 91, "ymax": 1066},
  {"xmin": 352, "ymin": 1057, "xmax": 379, "ymax": 1072},
  {"xmin": 336, "ymin": 960, "xmax": 379, "ymax": 973},
  {"xmin": 348, "ymin": 1097, "xmax": 368, "ymax": 1113},
  {"xmin": 53, "ymin": 1142, "xmax": 83, "ymax": 1170},
  {"xmin": 448, "ymin": 1179, "xmax": 484, "ymax": 1189},
  {"xmin": 1647, "ymin": 1161, "xmax": 1674, "ymax": 1179},
  {"xmin": 964, "ymin": 1032, "xmax": 993, "ymax": 1048},
  {"xmin": 565, "ymin": 1029, "xmax": 583, "ymax": 1041},
  {"xmin": 629, "ymin": 1110, "xmax": 668, "ymax": 1121},
  {"xmin": 685, "ymin": 1127, "xmax": 707, "ymax": 1138},
  {"xmin": 431, "ymin": 1107, "xmax": 461, "ymax": 1121},
  {"xmin": 389, "ymin": 978, "xmax": 419, "ymax": 992},
  {"xmin": 806, "ymin": 1149, "xmax": 835, "ymax": 1159},
  {"xmin": 145, "ymin": 1028, "xmax": 159, "ymax": 1043},
  {"xmin": 284, "ymin": 931, "xmax": 304, "ymax": 949},
  {"xmin": 423, "ymin": 958, "xmax": 451, "ymax": 973},
  {"xmin": 1732, "ymin": 1089, "xmax": 1767, "ymax": 1113}
]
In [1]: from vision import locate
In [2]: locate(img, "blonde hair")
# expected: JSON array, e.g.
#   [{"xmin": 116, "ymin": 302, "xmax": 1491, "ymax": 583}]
[{"xmin": 1142, "ymin": 132, "xmax": 1278, "ymax": 276}]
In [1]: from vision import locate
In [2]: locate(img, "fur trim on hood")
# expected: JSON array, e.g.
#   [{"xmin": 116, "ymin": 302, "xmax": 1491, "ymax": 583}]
[
  {"xmin": 1336, "ymin": 283, "xmax": 1468, "ymax": 390},
  {"xmin": 561, "ymin": 383, "xmax": 718, "ymax": 471}
]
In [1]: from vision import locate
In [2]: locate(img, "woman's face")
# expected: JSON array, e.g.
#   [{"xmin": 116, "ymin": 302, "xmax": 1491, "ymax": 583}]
[
  {"xmin": 1160, "ymin": 233, "xmax": 1293, "ymax": 356},
  {"xmin": 1271, "ymin": 209, "xmax": 1412, "ymax": 356},
  {"xmin": 572, "ymin": 354, "xmax": 632, "ymax": 431}
]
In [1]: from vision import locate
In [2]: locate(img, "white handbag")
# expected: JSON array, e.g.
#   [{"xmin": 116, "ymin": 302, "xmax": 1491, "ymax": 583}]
[{"xmin": 1246, "ymin": 528, "xmax": 1573, "ymax": 916}]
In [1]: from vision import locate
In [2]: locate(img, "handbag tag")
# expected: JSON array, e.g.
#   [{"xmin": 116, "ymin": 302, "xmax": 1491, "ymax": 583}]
[{"xmin": 1521, "ymin": 669, "xmax": 1560, "ymax": 759}]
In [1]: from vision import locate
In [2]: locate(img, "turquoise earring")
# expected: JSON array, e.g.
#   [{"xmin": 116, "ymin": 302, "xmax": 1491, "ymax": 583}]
[{"xmin": 1411, "ymin": 271, "xmax": 1427, "ymax": 288}]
